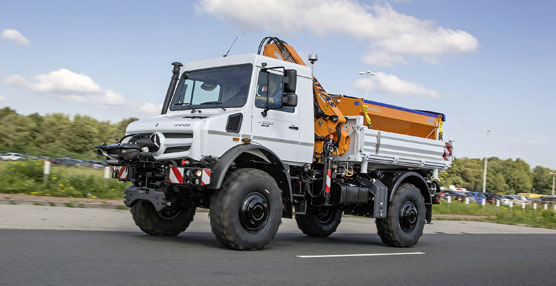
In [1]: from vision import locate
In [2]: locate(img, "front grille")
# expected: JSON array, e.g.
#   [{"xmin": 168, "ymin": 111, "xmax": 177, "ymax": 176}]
[
  {"xmin": 164, "ymin": 146, "xmax": 191, "ymax": 154},
  {"xmin": 163, "ymin": 133, "xmax": 193, "ymax": 139},
  {"xmin": 226, "ymin": 113, "xmax": 243, "ymax": 133}
]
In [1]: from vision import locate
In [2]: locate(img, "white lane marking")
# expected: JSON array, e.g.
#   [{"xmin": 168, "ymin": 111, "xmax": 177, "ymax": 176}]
[{"xmin": 296, "ymin": 252, "xmax": 426, "ymax": 258}]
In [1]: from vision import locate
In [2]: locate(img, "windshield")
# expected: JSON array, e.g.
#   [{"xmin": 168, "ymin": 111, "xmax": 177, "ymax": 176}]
[{"xmin": 170, "ymin": 64, "xmax": 252, "ymax": 111}]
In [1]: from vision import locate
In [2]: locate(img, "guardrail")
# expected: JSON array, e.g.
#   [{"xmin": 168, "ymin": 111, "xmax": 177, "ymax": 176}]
[{"xmin": 442, "ymin": 195, "xmax": 556, "ymax": 212}]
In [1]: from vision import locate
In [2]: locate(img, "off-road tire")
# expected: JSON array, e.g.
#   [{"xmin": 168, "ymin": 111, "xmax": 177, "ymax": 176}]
[
  {"xmin": 376, "ymin": 183, "xmax": 426, "ymax": 247},
  {"xmin": 295, "ymin": 207, "xmax": 342, "ymax": 237},
  {"xmin": 131, "ymin": 200, "xmax": 195, "ymax": 236},
  {"xmin": 210, "ymin": 168, "xmax": 283, "ymax": 250}
]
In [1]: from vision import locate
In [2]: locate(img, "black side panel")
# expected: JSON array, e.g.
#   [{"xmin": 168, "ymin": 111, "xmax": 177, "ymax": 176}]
[
  {"xmin": 369, "ymin": 180, "xmax": 388, "ymax": 219},
  {"xmin": 225, "ymin": 113, "xmax": 243, "ymax": 133}
]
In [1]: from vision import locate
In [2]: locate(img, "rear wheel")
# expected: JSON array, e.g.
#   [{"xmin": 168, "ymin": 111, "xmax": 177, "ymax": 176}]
[
  {"xmin": 210, "ymin": 168, "xmax": 282, "ymax": 250},
  {"xmin": 376, "ymin": 183, "xmax": 426, "ymax": 247},
  {"xmin": 131, "ymin": 200, "xmax": 195, "ymax": 236},
  {"xmin": 295, "ymin": 207, "xmax": 342, "ymax": 237}
]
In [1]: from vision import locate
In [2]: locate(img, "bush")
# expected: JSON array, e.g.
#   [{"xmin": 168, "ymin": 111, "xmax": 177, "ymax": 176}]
[
  {"xmin": 433, "ymin": 199, "xmax": 556, "ymax": 229},
  {"xmin": 0, "ymin": 161, "xmax": 128, "ymax": 199}
]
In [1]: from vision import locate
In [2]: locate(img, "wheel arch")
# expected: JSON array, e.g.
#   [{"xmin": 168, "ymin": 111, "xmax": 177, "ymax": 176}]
[
  {"xmin": 207, "ymin": 144, "xmax": 293, "ymax": 218},
  {"xmin": 384, "ymin": 171, "xmax": 432, "ymax": 221}
]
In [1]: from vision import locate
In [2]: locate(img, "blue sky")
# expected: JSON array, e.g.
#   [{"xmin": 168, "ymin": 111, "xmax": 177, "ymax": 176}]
[{"xmin": 1, "ymin": 0, "xmax": 555, "ymax": 169}]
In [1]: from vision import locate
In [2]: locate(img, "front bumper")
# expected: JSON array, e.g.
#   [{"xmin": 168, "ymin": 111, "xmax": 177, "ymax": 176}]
[
  {"xmin": 167, "ymin": 167, "xmax": 211, "ymax": 186},
  {"xmin": 113, "ymin": 165, "xmax": 211, "ymax": 187}
]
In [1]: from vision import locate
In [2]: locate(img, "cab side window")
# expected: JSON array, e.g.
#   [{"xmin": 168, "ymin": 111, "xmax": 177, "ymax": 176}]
[{"xmin": 255, "ymin": 71, "xmax": 294, "ymax": 113}]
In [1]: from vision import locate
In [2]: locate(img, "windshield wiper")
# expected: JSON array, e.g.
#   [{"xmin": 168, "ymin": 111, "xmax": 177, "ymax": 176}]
[
  {"xmin": 173, "ymin": 103, "xmax": 198, "ymax": 113},
  {"xmin": 200, "ymin": 101, "xmax": 226, "ymax": 111}
]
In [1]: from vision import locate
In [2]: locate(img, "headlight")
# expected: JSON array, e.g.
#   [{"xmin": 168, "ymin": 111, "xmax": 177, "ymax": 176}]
[
  {"xmin": 194, "ymin": 169, "xmax": 202, "ymax": 177},
  {"xmin": 140, "ymin": 147, "xmax": 149, "ymax": 153},
  {"xmin": 185, "ymin": 169, "xmax": 192, "ymax": 176}
]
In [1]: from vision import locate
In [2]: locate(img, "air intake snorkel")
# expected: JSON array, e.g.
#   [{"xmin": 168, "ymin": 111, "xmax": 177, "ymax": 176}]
[{"xmin": 161, "ymin": 62, "xmax": 183, "ymax": 115}]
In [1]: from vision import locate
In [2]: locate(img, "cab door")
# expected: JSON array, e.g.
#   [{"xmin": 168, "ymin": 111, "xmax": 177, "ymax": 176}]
[{"xmin": 251, "ymin": 69, "xmax": 300, "ymax": 163}]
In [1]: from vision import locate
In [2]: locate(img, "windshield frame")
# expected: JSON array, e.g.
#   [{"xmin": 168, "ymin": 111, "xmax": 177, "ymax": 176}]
[{"xmin": 168, "ymin": 63, "xmax": 253, "ymax": 112}]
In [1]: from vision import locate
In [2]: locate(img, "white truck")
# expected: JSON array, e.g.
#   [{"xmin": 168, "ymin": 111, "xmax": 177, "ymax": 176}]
[{"xmin": 97, "ymin": 37, "xmax": 453, "ymax": 250}]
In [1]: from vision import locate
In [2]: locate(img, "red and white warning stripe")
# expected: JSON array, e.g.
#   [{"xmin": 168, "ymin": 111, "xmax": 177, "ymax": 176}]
[
  {"xmin": 325, "ymin": 169, "xmax": 332, "ymax": 193},
  {"xmin": 169, "ymin": 167, "xmax": 184, "ymax": 184},
  {"xmin": 442, "ymin": 141, "xmax": 453, "ymax": 161},
  {"xmin": 201, "ymin": 169, "xmax": 211, "ymax": 186},
  {"xmin": 115, "ymin": 166, "xmax": 128, "ymax": 180}
]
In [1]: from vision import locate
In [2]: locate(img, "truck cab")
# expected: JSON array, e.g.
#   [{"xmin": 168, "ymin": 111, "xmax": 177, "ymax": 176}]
[{"xmin": 126, "ymin": 54, "xmax": 313, "ymax": 165}]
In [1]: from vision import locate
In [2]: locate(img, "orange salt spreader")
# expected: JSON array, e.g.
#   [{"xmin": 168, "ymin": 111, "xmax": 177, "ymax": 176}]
[{"xmin": 332, "ymin": 95, "xmax": 445, "ymax": 140}]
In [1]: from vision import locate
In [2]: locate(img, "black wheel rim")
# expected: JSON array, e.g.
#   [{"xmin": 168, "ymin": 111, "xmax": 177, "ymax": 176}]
[
  {"xmin": 399, "ymin": 201, "xmax": 418, "ymax": 232},
  {"xmin": 239, "ymin": 192, "xmax": 270, "ymax": 232},
  {"xmin": 158, "ymin": 206, "xmax": 181, "ymax": 220},
  {"xmin": 316, "ymin": 208, "xmax": 334, "ymax": 223}
]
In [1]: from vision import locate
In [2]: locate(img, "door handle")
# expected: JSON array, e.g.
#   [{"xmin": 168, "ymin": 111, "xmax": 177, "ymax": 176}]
[{"xmin": 289, "ymin": 125, "xmax": 299, "ymax": 130}]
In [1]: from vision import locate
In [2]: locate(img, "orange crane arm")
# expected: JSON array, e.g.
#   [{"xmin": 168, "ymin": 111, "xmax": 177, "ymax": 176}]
[{"xmin": 258, "ymin": 37, "xmax": 350, "ymax": 158}]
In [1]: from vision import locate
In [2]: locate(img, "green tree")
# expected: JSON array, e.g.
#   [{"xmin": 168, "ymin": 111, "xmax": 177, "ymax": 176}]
[
  {"xmin": 506, "ymin": 169, "xmax": 532, "ymax": 194},
  {"xmin": 34, "ymin": 113, "xmax": 72, "ymax": 156},
  {"xmin": 532, "ymin": 166, "xmax": 553, "ymax": 195},
  {"xmin": 439, "ymin": 157, "xmax": 542, "ymax": 195},
  {"xmin": 66, "ymin": 115, "xmax": 99, "ymax": 155},
  {"xmin": 0, "ymin": 107, "xmax": 16, "ymax": 120},
  {"xmin": 439, "ymin": 157, "xmax": 482, "ymax": 191},
  {"xmin": 0, "ymin": 113, "xmax": 37, "ymax": 153},
  {"xmin": 112, "ymin": 117, "xmax": 138, "ymax": 140},
  {"xmin": 489, "ymin": 173, "xmax": 508, "ymax": 194}
]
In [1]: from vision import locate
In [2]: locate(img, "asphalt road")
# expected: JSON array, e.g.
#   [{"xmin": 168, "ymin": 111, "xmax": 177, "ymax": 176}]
[
  {"xmin": 1, "ymin": 205, "xmax": 556, "ymax": 285},
  {"xmin": 2, "ymin": 228, "xmax": 556, "ymax": 286}
]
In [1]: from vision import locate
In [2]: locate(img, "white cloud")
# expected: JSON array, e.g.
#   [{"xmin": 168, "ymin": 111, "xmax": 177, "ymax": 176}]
[
  {"xmin": 137, "ymin": 102, "xmax": 162, "ymax": 114},
  {"xmin": 2, "ymin": 69, "xmax": 160, "ymax": 116},
  {"xmin": 3, "ymin": 74, "xmax": 27, "ymax": 86},
  {"xmin": 5, "ymin": 69, "xmax": 101, "ymax": 94},
  {"xmin": 195, "ymin": 0, "xmax": 478, "ymax": 66},
  {"xmin": 1, "ymin": 29, "xmax": 30, "ymax": 46},
  {"xmin": 354, "ymin": 72, "xmax": 439, "ymax": 98},
  {"xmin": 98, "ymin": 90, "xmax": 126, "ymax": 105},
  {"xmin": 0, "ymin": 95, "xmax": 6, "ymax": 102}
]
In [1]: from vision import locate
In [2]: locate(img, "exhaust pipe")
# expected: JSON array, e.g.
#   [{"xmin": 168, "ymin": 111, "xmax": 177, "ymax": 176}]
[{"xmin": 161, "ymin": 62, "xmax": 183, "ymax": 115}]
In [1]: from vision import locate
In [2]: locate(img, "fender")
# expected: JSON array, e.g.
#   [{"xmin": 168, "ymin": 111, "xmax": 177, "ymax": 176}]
[
  {"xmin": 383, "ymin": 171, "xmax": 432, "ymax": 221},
  {"xmin": 208, "ymin": 143, "xmax": 293, "ymax": 218}
]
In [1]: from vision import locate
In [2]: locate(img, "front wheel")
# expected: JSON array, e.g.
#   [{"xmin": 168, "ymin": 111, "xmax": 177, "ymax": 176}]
[
  {"xmin": 131, "ymin": 200, "xmax": 195, "ymax": 236},
  {"xmin": 210, "ymin": 168, "xmax": 283, "ymax": 250},
  {"xmin": 376, "ymin": 183, "xmax": 426, "ymax": 247},
  {"xmin": 295, "ymin": 207, "xmax": 342, "ymax": 237}
]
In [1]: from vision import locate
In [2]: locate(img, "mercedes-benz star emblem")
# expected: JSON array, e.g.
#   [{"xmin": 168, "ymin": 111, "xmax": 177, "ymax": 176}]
[{"xmin": 150, "ymin": 133, "xmax": 161, "ymax": 149}]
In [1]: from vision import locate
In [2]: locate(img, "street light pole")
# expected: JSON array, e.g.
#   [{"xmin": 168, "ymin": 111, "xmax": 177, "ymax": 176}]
[
  {"xmin": 551, "ymin": 172, "xmax": 556, "ymax": 197},
  {"xmin": 482, "ymin": 129, "xmax": 492, "ymax": 193},
  {"xmin": 359, "ymin": 70, "xmax": 376, "ymax": 98}
]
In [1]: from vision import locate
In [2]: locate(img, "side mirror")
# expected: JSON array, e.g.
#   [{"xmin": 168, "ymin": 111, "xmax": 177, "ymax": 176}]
[
  {"xmin": 283, "ymin": 69, "xmax": 297, "ymax": 93},
  {"xmin": 282, "ymin": 93, "xmax": 298, "ymax": 107}
]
